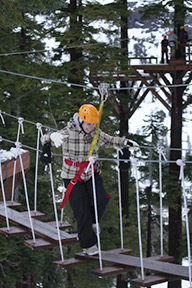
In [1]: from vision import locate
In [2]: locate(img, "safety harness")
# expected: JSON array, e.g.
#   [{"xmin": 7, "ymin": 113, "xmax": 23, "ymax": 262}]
[
  {"xmin": 60, "ymin": 84, "xmax": 110, "ymax": 209},
  {"xmin": 60, "ymin": 160, "xmax": 95, "ymax": 208}
]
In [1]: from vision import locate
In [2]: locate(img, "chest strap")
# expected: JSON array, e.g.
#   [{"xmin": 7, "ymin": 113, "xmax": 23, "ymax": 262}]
[{"xmin": 60, "ymin": 159, "xmax": 93, "ymax": 208}]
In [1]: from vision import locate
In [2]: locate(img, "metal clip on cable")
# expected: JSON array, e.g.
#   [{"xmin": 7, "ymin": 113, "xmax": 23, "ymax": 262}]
[{"xmin": 98, "ymin": 83, "xmax": 110, "ymax": 103}]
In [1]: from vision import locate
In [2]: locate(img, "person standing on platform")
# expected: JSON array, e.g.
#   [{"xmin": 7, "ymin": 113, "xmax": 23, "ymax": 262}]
[
  {"xmin": 161, "ymin": 35, "xmax": 169, "ymax": 64},
  {"xmin": 168, "ymin": 29, "xmax": 178, "ymax": 60},
  {"xmin": 178, "ymin": 25, "xmax": 189, "ymax": 59}
]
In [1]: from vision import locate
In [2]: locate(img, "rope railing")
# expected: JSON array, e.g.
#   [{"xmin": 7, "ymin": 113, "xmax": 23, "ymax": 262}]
[{"xmin": 1, "ymin": 134, "xmax": 192, "ymax": 283}]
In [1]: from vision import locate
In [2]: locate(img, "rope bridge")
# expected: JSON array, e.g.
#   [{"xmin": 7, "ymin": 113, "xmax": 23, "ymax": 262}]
[{"xmin": 0, "ymin": 111, "xmax": 192, "ymax": 287}]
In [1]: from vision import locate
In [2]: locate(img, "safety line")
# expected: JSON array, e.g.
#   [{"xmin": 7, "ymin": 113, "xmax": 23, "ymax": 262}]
[
  {"xmin": 0, "ymin": 43, "xmax": 104, "ymax": 57},
  {"xmin": 1, "ymin": 135, "xmax": 192, "ymax": 164},
  {"xmin": 1, "ymin": 112, "xmax": 192, "ymax": 153},
  {"xmin": 0, "ymin": 69, "xmax": 191, "ymax": 91}
]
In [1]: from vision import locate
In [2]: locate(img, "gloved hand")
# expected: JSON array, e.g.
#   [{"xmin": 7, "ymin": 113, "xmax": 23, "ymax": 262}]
[
  {"xmin": 40, "ymin": 141, "xmax": 51, "ymax": 164},
  {"xmin": 41, "ymin": 134, "xmax": 50, "ymax": 145},
  {"xmin": 119, "ymin": 148, "xmax": 130, "ymax": 171},
  {"xmin": 50, "ymin": 132, "xmax": 67, "ymax": 148},
  {"xmin": 125, "ymin": 139, "xmax": 139, "ymax": 151}
]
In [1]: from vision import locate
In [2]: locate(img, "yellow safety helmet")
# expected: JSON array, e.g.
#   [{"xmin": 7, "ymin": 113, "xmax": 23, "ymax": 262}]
[{"xmin": 78, "ymin": 104, "xmax": 99, "ymax": 124}]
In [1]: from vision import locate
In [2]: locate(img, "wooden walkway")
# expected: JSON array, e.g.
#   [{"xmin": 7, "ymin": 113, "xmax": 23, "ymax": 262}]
[
  {"xmin": 74, "ymin": 251, "xmax": 191, "ymax": 281},
  {"xmin": 0, "ymin": 204, "xmax": 77, "ymax": 247}
]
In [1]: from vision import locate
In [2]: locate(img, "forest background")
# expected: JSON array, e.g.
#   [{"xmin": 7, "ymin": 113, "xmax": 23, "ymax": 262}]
[{"xmin": 0, "ymin": 0, "xmax": 192, "ymax": 287}]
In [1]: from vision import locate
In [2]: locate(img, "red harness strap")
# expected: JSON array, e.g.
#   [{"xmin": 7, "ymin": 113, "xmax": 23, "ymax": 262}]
[{"xmin": 60, "ymin": 159, "xmax": 90, "ymax": 208}]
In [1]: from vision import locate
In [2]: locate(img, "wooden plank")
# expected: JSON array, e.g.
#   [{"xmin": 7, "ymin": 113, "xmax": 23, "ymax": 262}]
[
  {"xmin": 131, "ymin": 275, "xmax": 168, "ymax": 287},
  {"xmin": 53, "ymin": 258, "xmax": 89, "ymax": 268},
  {"xmin": 107, "ymin": 248, "xmax": 133, "ymax": 255},
  {"xmin": 0, "ymin": 226, "xmax": 29, "ymax": 236},
  {"xmin": 0, "ymin": 205, "xmax": 77, "ymax": 243},
  {"xmin": 24, "ymin": 239, "xmax": 56, "ymax": 249},
  {"xmin": 46, "ymin": 221, "xmax": 72, "ymax": 230},
  {"xmin": 91, "ymin": 265, "xmax": 133, "ymax": 277},
  {"xmin": 20, "ymin": 210, "xmax": 46, "ymax": 219},
  {"xmin": 24, "ymin": 234, "xmax": 78, "ymax": 249},
  {"xmin": 148, "ymin": 255, "xmax": 175, "ymax": 263},
  {"xmin": 75, "ymin": 251, "xmax": 191, "ymax": 280},
  {"xmin": 0, "ymin": 201, "xmax": 22, "ymax": 208}
]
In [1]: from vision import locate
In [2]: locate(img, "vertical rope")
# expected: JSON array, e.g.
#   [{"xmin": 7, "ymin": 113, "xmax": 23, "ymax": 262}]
[
  {"xmin": 11, "ymin": 117, "xmax": 25, "ymax": 202},
  {"xmin": 34, "ymin": 123, "xmax": 43, "ymax": 212},
  {"xmin": 48, "ymin": 163, "xmax": 64, "ymax": 262},
  {"xmin": 15, "ymin": 142, "xmax": 36, "ymax": 242},
  {"xmin": 0, "ymin": 111, "xmax": 5, "ymax": 126},
  {"xmin": 157, "ymin": 146, "xmax": 167, "ymax": 257},
  {"xmin": 89, "ymin": 156, "xmax": 103, "ymax": 270},
  {"xmin": 176, "ymin": 159, "xmax": 192, "ymax": 287},
  {"xmin": 131, "ymin": 157, "xmax": 144, "ymax": 280},
  {"xmin": 117, "ymin": 148, "xmax": 124, "ymax": 250},
  {"xmin": 0, "ymin": 160, "xmax": 10, "ymax": 230},
  {"xmin": 60, "ymin": 177, "xmax": 66, "ymax": 223}
]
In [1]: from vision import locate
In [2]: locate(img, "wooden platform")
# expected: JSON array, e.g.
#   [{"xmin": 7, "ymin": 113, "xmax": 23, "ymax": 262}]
[
  {"xmin": 75, "ymin": 251, "xmax": 191, "ymax": 280},
  {"xmin": 53, "ymin": 248, "xmax": 133, "ymax": 271},
  {"xmin": 0, "ymin": 151, "xmax": 30, "ymax": 201},
  {"xmin": 0, "ymin": 205, "xmax": 78, "ymax": 245}
]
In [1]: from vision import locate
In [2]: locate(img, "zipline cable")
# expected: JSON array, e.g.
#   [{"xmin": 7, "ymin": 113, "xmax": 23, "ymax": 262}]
[{"xmin": 0, "ymin": 69, "xmax": 191, "ymax": 91}]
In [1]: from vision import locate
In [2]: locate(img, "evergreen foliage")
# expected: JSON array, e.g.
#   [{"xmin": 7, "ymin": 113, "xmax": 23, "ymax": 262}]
[{"xmin": 0, "ymin": 0, "xmax": 191, "ymax": 287}]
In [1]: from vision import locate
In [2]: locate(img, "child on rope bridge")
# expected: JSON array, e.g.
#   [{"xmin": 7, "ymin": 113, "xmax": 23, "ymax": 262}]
[{"xmin": 40, "ymin": 104, "xmax": 139, "ymax": 256}]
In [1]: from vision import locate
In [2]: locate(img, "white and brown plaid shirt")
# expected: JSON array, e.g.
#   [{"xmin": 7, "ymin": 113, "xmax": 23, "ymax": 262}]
[{"xmin": 51, "ymin": 118, "xmax": 126, "ymax": 182}]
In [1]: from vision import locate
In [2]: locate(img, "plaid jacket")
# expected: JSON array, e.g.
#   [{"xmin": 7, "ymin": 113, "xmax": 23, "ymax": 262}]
[{"xmin": 53, "ymin": 118, "xmax": 126, "ymax": 181}]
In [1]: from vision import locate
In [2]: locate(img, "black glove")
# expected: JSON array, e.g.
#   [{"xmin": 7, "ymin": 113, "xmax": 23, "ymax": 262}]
[
  {"xmin": 119, "ymin": 148, "xmax": 130, "ymax": 171},
  {"xmin": 40, "ymin": 141, "xmax": 51, "ymax": 164}
]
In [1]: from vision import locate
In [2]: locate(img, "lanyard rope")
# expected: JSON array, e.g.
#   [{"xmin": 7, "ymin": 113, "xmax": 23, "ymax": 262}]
[{"xmin": 87, "ymin": 83, "xmax": 109, "ymax": 159}]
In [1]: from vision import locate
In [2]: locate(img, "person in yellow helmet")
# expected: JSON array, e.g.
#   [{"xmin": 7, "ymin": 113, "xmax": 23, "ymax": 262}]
[{"xmin": 41, "ymin": 104, "xmax": 139, "ymax": 256}]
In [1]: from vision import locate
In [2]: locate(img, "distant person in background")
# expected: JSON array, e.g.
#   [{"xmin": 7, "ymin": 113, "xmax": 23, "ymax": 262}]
[
  {"xmin": 168, "ymin": 29, "xmax": 178, "ymax": 60},
  {"xmin": 178, "ymin": 25, "xmax": 189, "ymax": 59},
  {"xmin": 161, "ymin": 35, "xmax": 169, "ymax": 64}
]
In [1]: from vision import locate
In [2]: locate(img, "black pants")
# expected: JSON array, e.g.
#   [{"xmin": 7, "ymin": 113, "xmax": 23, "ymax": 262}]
[
  {"xmin": 64, "ymin": 174, "xmax": 110, "ymax": 248},
  {"xmin": 161, "ymin": 51, "xmax": 168, "ymax": 63}
]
